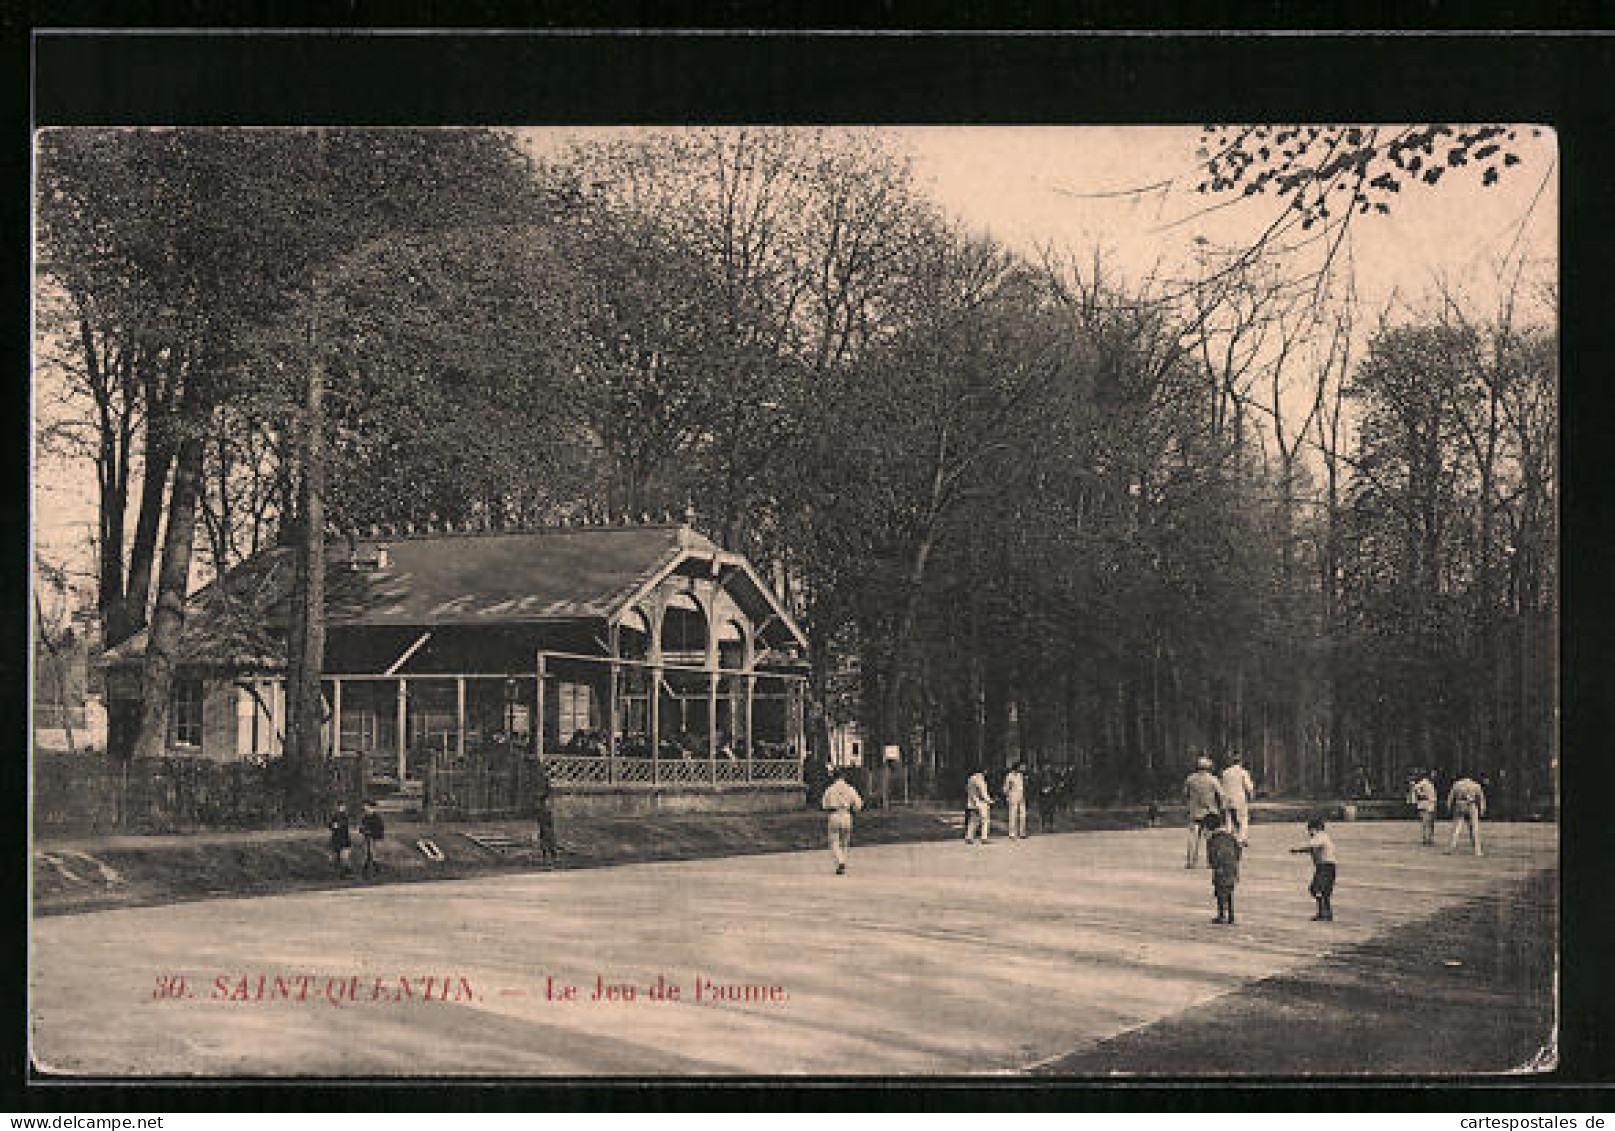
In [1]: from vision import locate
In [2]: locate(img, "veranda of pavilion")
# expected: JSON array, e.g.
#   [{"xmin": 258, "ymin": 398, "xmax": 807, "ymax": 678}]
[{"xmin": 233, "ymin": 524, "xmax": 812, "ymax": 803}]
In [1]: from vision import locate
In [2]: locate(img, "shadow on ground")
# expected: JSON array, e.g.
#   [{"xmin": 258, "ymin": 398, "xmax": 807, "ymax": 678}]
[{"xmin": 1034, "ymin": 868, "xmax": 1557, "ymax": 1077}]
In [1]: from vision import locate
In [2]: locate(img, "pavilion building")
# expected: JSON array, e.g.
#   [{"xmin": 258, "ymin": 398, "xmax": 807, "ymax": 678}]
[{"xmin": 101, "ymin": 521, "xmax": 811, "ymax": 816}]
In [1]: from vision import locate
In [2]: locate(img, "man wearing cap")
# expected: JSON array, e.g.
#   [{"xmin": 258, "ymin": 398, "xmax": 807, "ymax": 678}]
[
  {"xmin": 1220, "ymin": 753, "xmax": 1255, "ymax": 846},
  {"xmin": 1184, "ymin": 756, "xmax": 1227, "ymax": 868},
  {"xmin": 1409, "ymin": 769, "xmax": 1438, "ymax": 846}
]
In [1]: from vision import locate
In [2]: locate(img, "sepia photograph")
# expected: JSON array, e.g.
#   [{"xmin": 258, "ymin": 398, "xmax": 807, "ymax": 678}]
[{"xmin": 29, "ymin": 117, "xmax": 1559, "ymax": 1078}]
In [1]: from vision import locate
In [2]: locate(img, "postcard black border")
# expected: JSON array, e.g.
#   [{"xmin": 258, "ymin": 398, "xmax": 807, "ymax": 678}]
[{"xmin": 11, "ymin": 23, "xmax": 1615, "ymax": 1113}]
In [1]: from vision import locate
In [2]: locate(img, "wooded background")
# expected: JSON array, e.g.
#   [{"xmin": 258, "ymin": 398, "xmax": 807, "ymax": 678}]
[{"xmin": 34, "ymin": 126, "xmax": 1557, "ymax": 816}]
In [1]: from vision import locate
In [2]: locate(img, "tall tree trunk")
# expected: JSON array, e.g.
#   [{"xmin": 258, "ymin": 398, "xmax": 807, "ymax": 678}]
[
  {"xmin": 95, "ymin": 430, "xmax": 127, "ymax": 632},
  {"xmin": 131, "ymin": 426, "xmax": 206, "ymax": 760},
  {"xmin": 106, "ymin": 435, "xmax": 175, "ymax": 648},
  {"xmin": 879, "ymin": 524, "xmax": 938, "ymax": 757},
  {"xmin": 284, "ymin": 333, "xmax": 328, "ymax": 820}
]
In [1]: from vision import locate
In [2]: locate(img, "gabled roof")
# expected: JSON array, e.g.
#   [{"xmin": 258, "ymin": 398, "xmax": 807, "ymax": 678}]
[
  {"xmin": 325, "ymin": 524, "xmax": 708, "ymax": 625},
  {"xmin": 103, "ymin": 523, "xmax": 808, "ymax": 667},
  {"xmin": 101, "ymin": 547, "xmax": 294, "ymax": 670}
]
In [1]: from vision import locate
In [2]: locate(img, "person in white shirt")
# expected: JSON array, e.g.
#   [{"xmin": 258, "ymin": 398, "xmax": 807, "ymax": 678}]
[
  {"xmin": 820, "ymin": 770, "xmax": 864, "ymax": 875},
  {"xmin": 1289, "ymin": 817, "xmax": 1338, "ymax": 921},
  {"xmin": 1003, "ymin": 763, "xmax": 1028, "ymax": 840},
  {"xmin": 1446, "ymin": 774, "xmax": 1487, "ymax": 856},
  {"xmin": 1219, "ymin": 754, "xmax": 1255, "ymax": 846},
  {"xmin": 965, "ymin": 769, "xmax": 993, "ymax": 844},
  {"xmin": 1408, "ymin": 770, "xmax": 1438, "ymax": 846}
]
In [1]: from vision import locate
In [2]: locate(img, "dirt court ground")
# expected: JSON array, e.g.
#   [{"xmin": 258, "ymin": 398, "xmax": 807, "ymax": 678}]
[{"xmin": 29, "ymin": 819, "xmax": 1557, "ymax": 1077}]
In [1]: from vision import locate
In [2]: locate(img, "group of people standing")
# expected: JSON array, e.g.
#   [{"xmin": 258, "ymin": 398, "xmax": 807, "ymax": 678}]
[
  {"xmin": 963, "ymin": 763, "xmax": 1029, "ymax": 844},
  {"xmin": 816, "ymin": 760, "xmax": 1036, "ymax": 875},
  {"xmin": 1405, "ymin": 768, "xmax": 1488, "ymax": 855},
  {"xmin": 1184, "ymin": 754, "xmax": 1254, "ymax": 866},
  {"xmin": 327, "ymin": 799, "xmax": 388, "ymax": 879},
  {"xmin": 326, "ymin": 756, "xmax": 564, "ymax": 880},
  {"xmin": 1184, "ymin": 753, "xmax": 1339, "ymax": 926},
  {"xmin": 1183, "ymin": 755, "xmax": 1493, "ymax": 928}
]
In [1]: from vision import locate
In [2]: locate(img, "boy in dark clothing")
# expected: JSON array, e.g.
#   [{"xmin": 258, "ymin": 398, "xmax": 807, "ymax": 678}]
[
  {"xmin": 1290, "ymin": 816, "xmax": 1338, "ymax": 920},
  {"xmin": 358, "ymin": 800, "xmax": 385, "ymax": 879},
  {"xmin": 533, "ymin": 759, "xmax": 559, "ymax": 864},
  {"xmin": 1203, "ymin": 813, "xmax": 1242, "ymax": 924},
  {"xmin": 328, "ymin": 804, "xmax": 352, "ymax": 877}
]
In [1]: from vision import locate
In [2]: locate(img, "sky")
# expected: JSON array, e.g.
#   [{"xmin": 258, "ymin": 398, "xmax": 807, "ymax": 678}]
[
  {"xmin": 521, "ymin": 124, "xmax": 1557, "ymax": 321},
  {"xmin": 34, "ymin": 125, "xmax": 1559, "ymax": 602}
]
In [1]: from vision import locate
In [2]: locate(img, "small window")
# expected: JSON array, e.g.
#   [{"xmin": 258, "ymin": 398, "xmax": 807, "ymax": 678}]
[{"xmin": 172, "ymin": 679, "xmax": 204, "ymax": 748}]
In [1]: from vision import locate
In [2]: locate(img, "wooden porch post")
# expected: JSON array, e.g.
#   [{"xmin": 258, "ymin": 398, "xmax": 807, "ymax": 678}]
[
  {"xmin": 535, "ymin": 653, "xmax": 547, "ymax": 760},
  {"xmin": 649, "ymin": 664, "xmax": 661, "ymax": 786},
  {"xmin": 395, "ymin": 679, "xmax": 407, "ymax": 783},
  {"xmin": 708, "ymin": 668, "xmax": 719, "ymax": 786},
  {"xmin": 332, "ymin": 678, "xmax": 343, "ymax": 759},
  {"xmin": 793, "ymin": 678, "xmax": 806, "ymax": 758},
  {"xmin": 456, "ymin": 677, "xmax": 466, "ymax": 760},
  {"xmin": 607, "ymin": 625, "xmax": 619, "ymax": 786},
  {"xmin": 744, "ymin": 673, "xmax": 756, "ymax": 783}
]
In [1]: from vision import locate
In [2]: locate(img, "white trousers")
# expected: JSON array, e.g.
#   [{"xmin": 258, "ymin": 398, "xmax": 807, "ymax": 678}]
[
  {"xmin": 1007, "ymin": 798, "xmax": 1027, "ymax": 838},
  {"xmin": 828, "ymin": 811, "xmax": 853, "ymax": 865},
  {"xmin": 1449, "ymin": 804, "xmax": 1483, "ymax": 855},
  {"xmin": 1225, "ymin": 803, "xmax": 1249, "ymax": 842},
  {"xmin": 966, "ymin": 802, "xmax": 992, "ymax": 842}
]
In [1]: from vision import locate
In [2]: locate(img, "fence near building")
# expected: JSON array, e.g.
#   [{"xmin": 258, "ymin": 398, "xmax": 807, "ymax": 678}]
[{"xmin": 33, "ymin": 753, "xmax": 364, "ymax": 836}]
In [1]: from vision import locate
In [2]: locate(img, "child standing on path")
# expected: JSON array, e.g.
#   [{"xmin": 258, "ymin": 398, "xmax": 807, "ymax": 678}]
[
  {"xmin": 1204, "ymin": 813, "xmax": 1242, "ymax": 924},
  {"xmin": 1290, "ymin": 817, "xmax": 1337, "ymax": 921},
  {"xmin": 328, "ymin": 804, "xmax": 352, "ymax": 877},
  {"xmin": 358, "ymin": 799, "xmax": 386, "ymax": 879},
  {"xmin": 534, "ymin": 759, "xmax": 561, "ymax": 865},
  {"xmin": 820, "ymin": 769, "xmax": 864, "ymax": 875}
]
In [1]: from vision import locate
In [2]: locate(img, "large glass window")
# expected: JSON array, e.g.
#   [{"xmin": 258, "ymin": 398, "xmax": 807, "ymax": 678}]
[
  {"xmin": 171, "ymin": 678, "xmax": 204, "ymax": 748},
  {"xmin": 465, "ymin": 677, "xmax": 535, "ymax": 756}
]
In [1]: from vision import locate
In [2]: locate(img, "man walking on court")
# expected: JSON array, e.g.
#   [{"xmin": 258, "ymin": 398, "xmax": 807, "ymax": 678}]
[
  {"xmin": 1446, "ymin": 772, "xmax": 1487, "ymax": 856},
  {"xmin": 1003, "ymin": 762, "xmax": 1028, "ymax": 840},
  {"xmin": 1409, "ymin": 769, "xmax": 1438, "ymax": 846},
  {"xmin": 965, "ymin": 767, "xmax": 994, "ymax": 844},
  {"xmin": 821, "ymin": 768, "xmax": 864, "ymax": 875},
  {"xmin": 1220, "ymin": 753, "xmax": 1255, "ymax": 846},
  {"xmin": 1184, "ymin": 756, "xmax": 1225, "ymax": 868}
]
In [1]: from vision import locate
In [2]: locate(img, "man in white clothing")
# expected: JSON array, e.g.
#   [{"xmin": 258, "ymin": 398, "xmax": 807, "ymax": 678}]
[
  {"xmin": 1446, "ymin": 773, "xmax": 1487, "ymax": 856},
  {"xmin": 1220, "ymin": 754, "xmax": 1255, "ymax": 846},
  {"xmin": 1003, "ymin": 763, "xmax": 1028, "ymax": 839},
  {"xmin": 965, "ymin": 768, "xmax": 993, "ymax": 844},
  {"xmin": 1409, "ymin": 769, "xmax": 1438, "ymax": 846},
  {"xmin": 820, "ymin": 769, "xmax": 864, "ymax": 875}
]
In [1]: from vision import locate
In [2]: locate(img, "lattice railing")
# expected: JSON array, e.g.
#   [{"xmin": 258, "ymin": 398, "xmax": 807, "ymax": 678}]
[
  {"xmin": 543, "ymin": 755, "xmax": 803, "ymax": 787},
  {"xmin": 614, "ymin": 757, "xmax": 657, "ymax": 785},
  {"xmin": 748, "ymin": 758, "xmax": 802, "ymax": 783},
  {"xmin": 547, "ymin": 756, "xmax": 613, "ymax": 785},
  {"xmin": 656, "ymin": 758, "xmax": 710, "ymax": 786}
]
